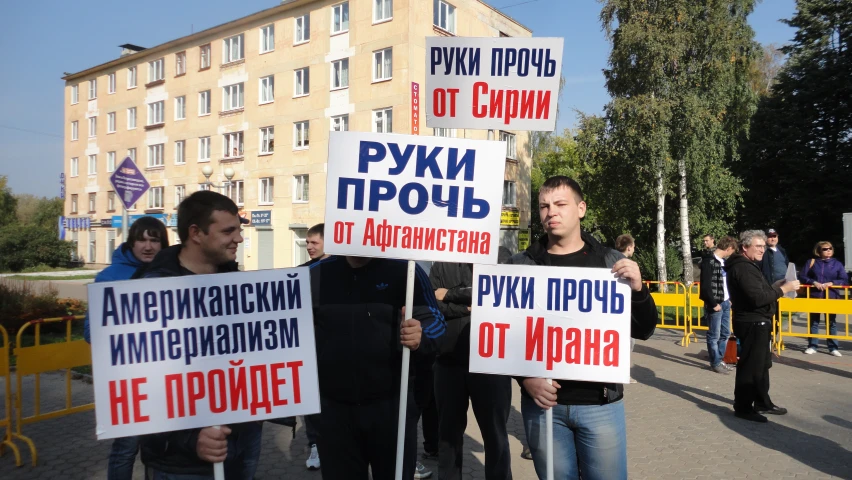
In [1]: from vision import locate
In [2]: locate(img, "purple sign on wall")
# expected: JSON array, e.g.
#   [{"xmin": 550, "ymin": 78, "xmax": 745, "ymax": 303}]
[{"xmin": 109, "ymin": 157, "xmax": 150, "ymax": 210}]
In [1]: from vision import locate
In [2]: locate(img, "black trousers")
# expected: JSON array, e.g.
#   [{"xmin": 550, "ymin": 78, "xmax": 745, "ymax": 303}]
[
  {"xmin": 318, "ymin": 395, "xmax": 417, "ymax": 480},
  {"xmin": 414, "ymin": 362, "xmax": 439, "ymax": 454},
  {"xmin": 732, "ymin": 320, "xmax": 774, "ymax": 413},
  {"xmin": 434, "ymin": 362, "xmax": 513, "ymax": 480}
]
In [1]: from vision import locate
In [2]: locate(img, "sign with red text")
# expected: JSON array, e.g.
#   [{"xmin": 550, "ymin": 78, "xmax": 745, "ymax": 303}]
[
  {"xmin": 411, "ymin": 82, "xmax": 420, "ymax": 134},
  {"xmin": 426, "ymin": 37, "xmax": 564, "ymax": 131},
  {"xmin": 469, "ymin": 264, "xmax": 632, "ymax": 384},
  {"xmin": 324, "ymin": 131, "xmax": 504, "ymax": 264},
  {"xmin": 88, "ymin": 267, "xmax": 319, "ymax": 439}
]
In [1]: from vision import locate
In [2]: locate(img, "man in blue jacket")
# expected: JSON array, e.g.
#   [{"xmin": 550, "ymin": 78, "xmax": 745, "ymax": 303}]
[
  {"xmin": 84, "ymin": 216, "xmax": 168, "ymax": 480},
  {"xmin": 759, "ymin": 229, "xmax": 789, "ymax": 285}
]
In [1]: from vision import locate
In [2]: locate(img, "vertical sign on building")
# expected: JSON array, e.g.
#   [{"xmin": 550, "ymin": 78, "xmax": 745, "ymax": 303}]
[{"xmin": 411, "ymin": 82, "xmax": 420, "ymax": 135}]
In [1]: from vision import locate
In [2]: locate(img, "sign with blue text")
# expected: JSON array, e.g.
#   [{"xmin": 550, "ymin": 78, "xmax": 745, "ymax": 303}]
[
  {"xmin": 469, "ymin": 264, "xmax": 632, "ymax": 384},
  {"xmin": 109, "ymin": 157, "xmax": 150, "ymax": 210},
  {"xmin": 87, "ymin": 267, "xmax": 320, "ymax": 439},
  {"xmin": 324, "ymin": 131, "xmax": 505, "ymax": 264}
]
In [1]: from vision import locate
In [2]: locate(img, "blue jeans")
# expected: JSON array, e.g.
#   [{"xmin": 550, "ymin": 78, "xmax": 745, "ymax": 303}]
[
  {"xmin": 809, "ymin": 313, "xmax": 839, "ymax": 351},
  {"xmin": 146, "ymin": 423, "xmax": 263, "ymax": 480},
  {"xmin": 107, "ymin": 436, "xmax": 139, "ymax": 480},
  {"xmin": 521, "ymin": 394, "xmax": 627, "ymax": 480},
  {"xmin": 705, "ymin": 300, "xmax": 731, "ymax": 367}
]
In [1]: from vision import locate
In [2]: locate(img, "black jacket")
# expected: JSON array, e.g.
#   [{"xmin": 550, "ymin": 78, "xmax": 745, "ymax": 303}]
[
  {"xmin": 309, "ymin": 256, "xmax": 445, "ymax": 404},
  {"xmin": 759, "ymin": 245, "xmax": 789, "ymax": 284},
  {"xmin": 699, "ymin": 254, "xmax": 725, "ymax": 309},
  {"xmin": 506, "ymin": 232, "xmax": 657, "ymax": 404},
  {"xmin": 725, "ymin": 252, "xmax": 784, "ymax": 323},
  {"xmin": 137, "ymin": 245, "xmax": 246, "ymax": 476}
]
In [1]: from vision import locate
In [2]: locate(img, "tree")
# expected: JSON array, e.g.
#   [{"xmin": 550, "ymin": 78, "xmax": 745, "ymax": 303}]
[{"xmin": 0, "ymin": 176, "xmax": 17, "ymax": 229}]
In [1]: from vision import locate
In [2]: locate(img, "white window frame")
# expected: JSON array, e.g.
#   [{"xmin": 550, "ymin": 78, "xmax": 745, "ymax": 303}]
[
  {"xmin": 433, "ymin": 127, "xmax": 456, "ymax": 138},
  {"xmin": 127, "ymin": 107, "xmax": 137, "ymax": 129},
  {"xmin": 148, "ymin": 58, "xmax": 164, "ymax": 83},
  {"xmin": 199, "ymin": 90, "xmax": 211, "ymax": 115},
  {"xmin": 223, "ymin": 132, "xmax": 244, "ymax": 159},
  {"xmin": 71, "ymin": 195, "xmax": 78, "ymax": 214},
  {"xmin": 294, "ymin": 15, "xmax": 310, "ymax": 44},
  {"xmin": 433, "ymin": 0, "xmax": 456, "ymax": 34},
  {"xmin": 127, "ymin": 66, "xmax": 137, "ymax": 89},
  {"xmin": 373, "ymin": 48, "xmax": 392, "ymax": 82},
  {"xmin": 148, "ymin": 144, "xmax": 165, "ymax": 167},
  {"xmin": 223, "ymin": 34, "xmax": 244, "ymax": 64},
  {"xmin": 331, "ymin": 58, "xmax": 349, "ymax": 90},
  {"xmin": 293, "ymin": 174, "xmax": 309, "ymax": 203},
  {"xmin": 373, "ymin": 108, "xmax": 393, "ymax": 133},
  {"xmin": 293, "ymin": 121, "xmax": 309, "ymax": 150},
  {"xmin": 331, "ymin": 114, "xmax": 349, "ymax": 132},
  {"xmin": 175, "ymin": 185, "xmax": 186, "ymax": 206},
  {"xmin": 294, "ymin": 68, "xmax": 310, "ymax": 97},
  {"xmin": 227, "ymin": 180, "xmax": 245, "ymax": 206},
  {"xmin": 88, "ymin": 193, "xmax": 97, "ymax": 213},
  {"xmin": 107, "ymin": 112, "xmax": 116, "ymax": 133},
  {"xmin": 175, "ymin": 51, "xmax": 186, "ymax": 76},
  {"xmin": 107, "ymin": 151, "xmax": 116, "ymax": 172},
  {"xmin": 503, "ymin": 181, "xmax": 517, "ymax": 207},
  {"xmin": 71, "ymin": 85, "xmax": 79, "ymax": 104},
  {"xmin": 331, "ymin": 3, "xmax": 349, "ymax": 34},
  {"xmin": 500, "ymin": 131, "xmax": 517, "ymax": 159},
  {"xmin": 70, "ymin": 157, "xmax": 79, "ymax": 177},
  {"xmin": 148, "ymin": 187, "xmax": 164, "ymax": 210},
  {"xmin": 260, "ymin": 126, "xmax": 275, "ymax": 154},
  {"xmin": 175, "ymin": 96, "xmax": 186, "ymax": 120},
  {"xmin": 108, "ymin": 191, "xmax": 116, "ymax": 211},
  {"xmin": 71, "ymin": 121, "xmax": 78, "ymax": 141},
  {"xmin": 174, "ymin": 140, "xmax": 186, "ymax": 164},
  {"xmin": 374, "ymin": 0, "xmax": 393, "ymax": 23},
  {"xmin": 200, "ymin": 44, "xmax": 211, "ymax": 69},
  {"xmin": 88, "ymin": 117, "xmax": 97, "ymax": 137},
  {"xmin": 259, "ymin": 76, "xmax": 274, "ymax": 104},
  {"xmin": 88, "ymin": 154, "xmax": 97, "ymax": 175},
  {"xmin": 222, "ymin": 83, "xmax": 244, "ymax": 111},
  {"xmin": 108, "ymin": 73, "xmax": 116, "ymax": 94},
  {"xmin": 259, "ymin": 177, "xmax": 274, "ymax": 205},
  {"xmin": 88, "ymin": 79, "xmax": 97, "ymax": 99},
  {"xmin": 198, "ymin": 184, "xmax": 212, "ymax": 192},
  {"xmin": 148, "ymin": 101, "xmax": 165, "ymax": 126},
  {"xmin": 127, "ymin": 148, "xmax": 137, "ymax": 162},
  {"xmin": 260, "ymin": 24, "xmax": 275, "ymax": 53},
  {"xmin": 198, "ymin": 137, "xmax": 211, "ymax": 162}
]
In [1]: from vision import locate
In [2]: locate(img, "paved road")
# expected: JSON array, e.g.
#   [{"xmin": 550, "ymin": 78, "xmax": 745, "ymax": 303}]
[{"xmin": 1, "ymin": 331, "xmax": 850, "ymax": 479}]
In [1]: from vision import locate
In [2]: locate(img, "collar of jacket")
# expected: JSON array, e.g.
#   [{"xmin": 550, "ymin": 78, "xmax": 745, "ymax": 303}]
[
  {"xmin": 524, "ymin": 230, "xmax": 608, "ymax": 265},
  {"xmin": 146, "ymin": 244, "xmax": 239, "ymax": 276}
]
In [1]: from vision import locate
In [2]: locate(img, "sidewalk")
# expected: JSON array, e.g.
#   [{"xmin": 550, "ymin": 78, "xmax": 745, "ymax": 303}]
[{"xmin": 1, "ymin": 330, "xmax": 849, "ymax": 479}]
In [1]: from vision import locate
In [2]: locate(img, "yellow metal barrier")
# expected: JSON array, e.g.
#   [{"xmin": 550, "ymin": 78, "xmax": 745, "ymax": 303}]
[
  {"xmin": 776, "ymin": 286, "xmax": 852, "ymax": 355},
  {"xmin": 0, "ymin": 324, "xmax": 27, "ymax": 466},
  {"xmin": 644, "ymin": 281, "xmax": 691, "ymax": 346},
  {"xmin": 14, "ymin": 315, "xmax": 93, "ymax": 466}
]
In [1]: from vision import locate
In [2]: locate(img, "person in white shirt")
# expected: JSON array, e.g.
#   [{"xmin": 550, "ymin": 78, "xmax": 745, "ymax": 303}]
[{"xmin": 699, "ymin": 236, "xmax": 738, "ymax": 374}]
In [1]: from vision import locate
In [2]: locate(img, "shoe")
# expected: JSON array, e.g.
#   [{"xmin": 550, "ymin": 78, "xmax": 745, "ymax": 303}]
[
  {"xmin": 830, "ymin": 350, "xmax": 842, "ymax": 357},
  {"xmin": 720, "ymin": 362, "xmax": 734, "ymax": 371},
  {"xmin": 414, "ymin": 461, "xmax": 433, "ymax": 479},
  {"xmin": 804, "ymin": 347, "xmax": 817, "ymax": 354},
  {"xmin": 521, "ymin": 445, "xmax": 533, "ymax": 460},
  {"xmin": 734, "ymin": 411, "xmax": 768, "ymax": 423},
  {"xmin": 755, "ymin": 405, "xmax": 788, "ymax": 415},
  {"xmin": 421, "ymin": 450, "xmax": 439, "ymax": 461},
  {"xmin": 306, "ymin": 444, "xmax": 320, "ymax": 470},
  {"xmin": 711, "ymin": 364, "xmax": 730, "ymax": 374}
]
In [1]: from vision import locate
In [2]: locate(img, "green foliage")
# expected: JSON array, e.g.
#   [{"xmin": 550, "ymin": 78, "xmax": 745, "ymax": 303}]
[
  {"xmin": 634, "ymin": 245, "xmax": 684, "ymax": 284},
  {"xmin": 0, "ymin": 279, "xmax": 86, "ymax": 334},
  {"xmin": 0, "ymin": 176, "xmax": 17, "ymax": 229},
  {"xmin": 0, "ymin": 223, "xmax": 74, "ymax": 272}
]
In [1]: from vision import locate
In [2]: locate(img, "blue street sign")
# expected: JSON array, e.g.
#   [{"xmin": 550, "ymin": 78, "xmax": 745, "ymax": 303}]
[
  {"xmin": 109, "ymin": 157, "xmax": 150, "ymax": 210},
  {"xmin": 251, "ymin": 210, "xmax": 272, "ymax": 226},
  {"xmin": 111, "ymin": 213, "xmax": 167, "ymax": 228}
]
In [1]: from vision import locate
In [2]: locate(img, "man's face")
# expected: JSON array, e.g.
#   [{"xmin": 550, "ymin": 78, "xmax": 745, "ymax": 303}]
[
  {"xmin": 767, "ymin": 234, "xmax": 778, "ymax": 247},
  {"xmin": 743, "ymin": 238, "xmax": 767, "ymax": 262},
  {"xmin": 703, "ymin": 236, "xmax": 715, "ymax": 249},
  {"xmin": 306, "ymin": 234, "xmax": 324, "ymax": 259},
  {"xmin": 195, "ymin": 210, "xmax": 244, "ymax": 265},
  {"xmin": 131, "ymin": 232, "xmax": 163, "ymax": 263},
  {"xmin": 539, "ymin": 186, "xmax": 586, "ymax": 239}
]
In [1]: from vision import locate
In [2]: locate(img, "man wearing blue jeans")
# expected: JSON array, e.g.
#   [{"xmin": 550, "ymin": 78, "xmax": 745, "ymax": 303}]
[
  {"xmin": 505, "ymin": 176, "xmax": 657, "ymax": 480},
  {"xmin": 700, "ymin": 236, "xmax": 738, "ymax": 374}
]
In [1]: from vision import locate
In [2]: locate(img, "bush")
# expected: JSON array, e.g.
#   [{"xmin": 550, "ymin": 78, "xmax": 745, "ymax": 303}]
[
  {"xmin": 634, "ymin": 245, "xmax": 685, "ymax": 285},
  {"xmin": 0, "ymin": 279, "xmax": 86, "ymax": 335},
  {"xmin": 0, "ymin": 223, "xmax": 74, "ymax": 272}
]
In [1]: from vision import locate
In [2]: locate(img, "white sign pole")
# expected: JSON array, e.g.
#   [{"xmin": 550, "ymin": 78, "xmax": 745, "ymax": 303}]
[
  {"xmin": 394, "ymin": 260, "xmax": 416, "ymax": 480},
  {"xmin": 546, "ymin": 379, "xmax": 554, "ymax": 480},
  {"xmin": 121, "ymin": 207, "xmax": 128, "ymax": 242},
  {"xmin": 213, "ymin": 425, "xmax": 225, "ymax": 480}
]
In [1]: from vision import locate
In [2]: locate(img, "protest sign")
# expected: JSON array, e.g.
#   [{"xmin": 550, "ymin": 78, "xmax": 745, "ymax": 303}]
[
  {"xmin": 469, "ymin": 264, "xmax": 632, "ymax": 384},
  {"xmin": 425, "ymin": 37, "xmax": 564, "ymax": 131},
  {"xmin": 324, "ymin": 131, "xmax": 505, "ymax": 264},
  {"xmin": 88, "ymin": 267, "xmax": 319, "ymax": 440}
]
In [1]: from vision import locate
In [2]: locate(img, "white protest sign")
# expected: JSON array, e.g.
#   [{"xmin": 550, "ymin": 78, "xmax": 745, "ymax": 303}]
[
  {"xmin": 324, "ymin": 131, "xmax": 505, "ymax": 264},
  {"xmin": 425, "ymin": 37, "xmax": 564, "ymax": 131},
  {"xmin": 88, "ymin": 267, "xmax": 319, "ymax": 439},
  {"xmin": 470, "ymin": 264, "xmax": 632, "ymax": 384}
]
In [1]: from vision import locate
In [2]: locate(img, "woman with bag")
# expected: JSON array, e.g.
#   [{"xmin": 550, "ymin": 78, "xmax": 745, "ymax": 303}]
[{"xmin": 798, "ymin": 241, "xmax": 847, "ymax": 356}]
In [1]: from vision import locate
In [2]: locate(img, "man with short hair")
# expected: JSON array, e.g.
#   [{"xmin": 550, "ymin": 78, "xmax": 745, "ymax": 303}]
[
  {"xmin": 506, "ymin": 176, "xmax": 657, "ymax": 479},
  {"xmin": 700, "ymin": 235, "xmax": 738, "ymax": 374},
  {"xmin": 759, "ymin": 229, "xmax": 789, "ymax": 285},
  {"xmin": 702, "ymin": 234, "xmax": 716, "ymax": 257},
  {"xmin": 301, "ymin": 221, "xmax": 326, "ymax": 470},
  {"xmin": 139, "ymin": 191, "xmax": 261, "ymax": 479},
  {"xmin": 306, "ymin": 223, "xmax": 327, "ymax": 262},
  {"xmin": 615, "ymin": 234, "xmax": 635, "ymax": 258}
]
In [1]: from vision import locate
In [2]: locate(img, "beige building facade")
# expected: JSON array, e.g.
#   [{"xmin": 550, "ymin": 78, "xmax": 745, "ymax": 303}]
[{"xmin": 63, "ymin": 0, "xmax": 532, "ymax": 270}]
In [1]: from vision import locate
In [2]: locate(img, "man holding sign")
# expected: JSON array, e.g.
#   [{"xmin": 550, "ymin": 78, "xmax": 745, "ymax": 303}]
[{"xmin": 504, "ymin": 176, "xmax": 657, "ymax": 480}]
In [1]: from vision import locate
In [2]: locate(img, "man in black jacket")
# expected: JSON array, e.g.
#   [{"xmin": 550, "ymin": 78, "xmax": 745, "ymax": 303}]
[
  {"xmin": 309, "ymin": 255, "xmax": 446, "ymax": 480},
  {"xmin": 139, "ymin": 191, "xmax": 260, "ymax": 479},
  {"xmin": 429, "ymin": 246, "xmax": 514, "ymax": 480},
  {"xmin": 699, "ymin": 235, "xmax": 738, "ymax": 374},
  {"xmin": 506, "ymin": 176, "xmax": 657, "ymax": 480},
  {"xmin": 725, "ymin": 230, "xmax": 799, "ymax": 423},
  {"xmin": 759, "ymin": 228, "xmax": 789, "ymax": 285}
]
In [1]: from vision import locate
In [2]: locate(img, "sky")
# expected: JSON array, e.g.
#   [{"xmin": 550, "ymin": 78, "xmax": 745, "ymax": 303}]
[{"xmin": 0, "ymin": 0, "xmax": 797, "ymax": 197}]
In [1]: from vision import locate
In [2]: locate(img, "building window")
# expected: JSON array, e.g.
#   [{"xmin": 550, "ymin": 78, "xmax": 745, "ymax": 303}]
[
  {"xmin": 373, "ymin": 108, "xmax": 393, "ymax": 133},
  {"xmin": 500, "ymin": 131, "xmax": 517, "ymax": 159},
  {"xmin": 294, "ymin": 68, "xmax": 310, "ymax": 96},
  {"xmin": 332, "ymin": 3, "xmax": 349, "ymax": 33},
  {"xmin": 107, "ymin": 151, "xmax": 116, "ymax": 172},
  {"xmin": 148, "ymin": 187, "xmax": 164, "ymax": 209},
  {"xmin": 227, "ymin": 180, "xmax": 244, "ymax": 206},
  {"xmin": 148, "ymin": 144, "xmax": 164, "ymax": 167},
  {"xmin": 71, "ymin": 121, "xmax": 78, "ymax": 141},
  {"xmin": 259, "ymin": 177, "xmax": 274, "ymax": 204},
  {"xmin": 108, "ymin": 191, "xmax": 116, "ymax": 211},
  {"xmin": 88, "ymin": 193, "xmax": 97, "ymax": 213},
  {"xmin": 433, "ymin": 0, "xmax": 456, "ymax": 34},
  {"xmin": 373, "ymin": 48, "xmax": 392, "ymax": 81},
  {"xmin": 89, "ymin": 79, "xmax": 97, "ymax": 99},
  {"xmin": 148, "ymin": 101, "xmax": 165, "ymax": 126},
  {"xmin": 175, "ymin": 140, "xmax": 186, "ymax": 164},
  {"xmin": 175, "ymin": 185, "xmax": 186, "ymax": 206},
  {"xmin": 127, "ymin": 66, "xmax": 137, "ymax": 88},
  {"xmin": 108, "ymin": 73, "xmax": 116, "ymax": 93},
  {"xmin": 198, "ymin": 184, "xmax": 211, "ymax": 192},
  {"xmin": 294, "ymin": 121, "xmax": 309, "ymax": 149},
  {"xmin": 331, "ymin": 59, "xmax": 349, "ymax": 89},
  {"xmin": 434, "ymin": 127, "xmax": 456, "ymax": 137},
  {"xmin": 200, "ymin": 44, "xmax": 211, "ymax": 69},
  {"xmin": 503, "ymin": 181, "xmax": 517, "ymax": 207},
  {"xmin": 331, "ymin": 114, "xmax": 349, "ymax": 131},
  {"xmin": 71, "ymin": 85, "xmax": 79, "ymax": 104},
  {"xmin": 374, "ymin": 0, "xmax": 392, "ymax": 22},
  {"xmin": 223, "ymin": 132, "xmax": 244, "ymax": 159},
  {"xmin": 198, "ymin": 137, "xmax": 211, "ymax": 162},
  {"xmin": 295, "ymin": 15, "xmax": 310, "ymax": 43},
  {"xmin": 294, "ymin": 175, "xmax": 309, "ymax": 203},
  {"xmin": 71, "ymin": 194, "xmax": 78, "ymax": 213},
  {"xmin": 223, "ymin": 34, "xmax": 244, "ymax": 64},
  {"xmin": 127, "ymin": 148, "xmax": 136, "ymax": 162},
  {"xmin": 175, "ymin": 96, "xmax": 186, "ymax": 120},
  {"xmin": 70, "ymin": 157, "xmax": 79, "ymax": 177},
  {"xmin": 260, "ymin": 126, "xmax": 274, "ymax": 154},
  {"xmin": 223, "ymin": 83, "xmax": 244, "ymax": 111},
  {"xmin": 107, "ymin": 112, "xmax": 116, "ymax": 133},
  {"xmin": 88, "ymin": 154, "xmax": 97, "ymax": 175},
  {"xmin": 259, "ymin": 76, "xmax": 274, "ymax": 104},
  {"xmin": 148, "ymin": 58, "xmax": 164, "ymax": 83},
  {"xmin": 88, "ymin": 117, "xmax": 97, "ymax": 137},
  {"xmin": 260, "ymin": 24, "xmax": 275, "ymax": 53},
  {"xmin": 127, "ymin": 107, "xmax": 137, "ymax": 129},
  {"xmin": 175, "ymin": 51, "xmax": 186, "ymax": 75},
  {"xmin": 199, "ymin": 90, "xmax": 211, "ymax": 115}
]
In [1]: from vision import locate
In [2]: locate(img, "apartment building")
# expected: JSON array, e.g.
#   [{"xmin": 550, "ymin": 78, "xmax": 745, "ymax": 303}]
[{"xmin": 62, "ymin": 0, "xmax": 532, "ymax": 270}]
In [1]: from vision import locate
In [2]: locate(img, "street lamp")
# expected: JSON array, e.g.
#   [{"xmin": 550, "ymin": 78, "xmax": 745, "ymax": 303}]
[{"xmin": 201, "ymin": 166, "xmax": 236, "ymax": 193}]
